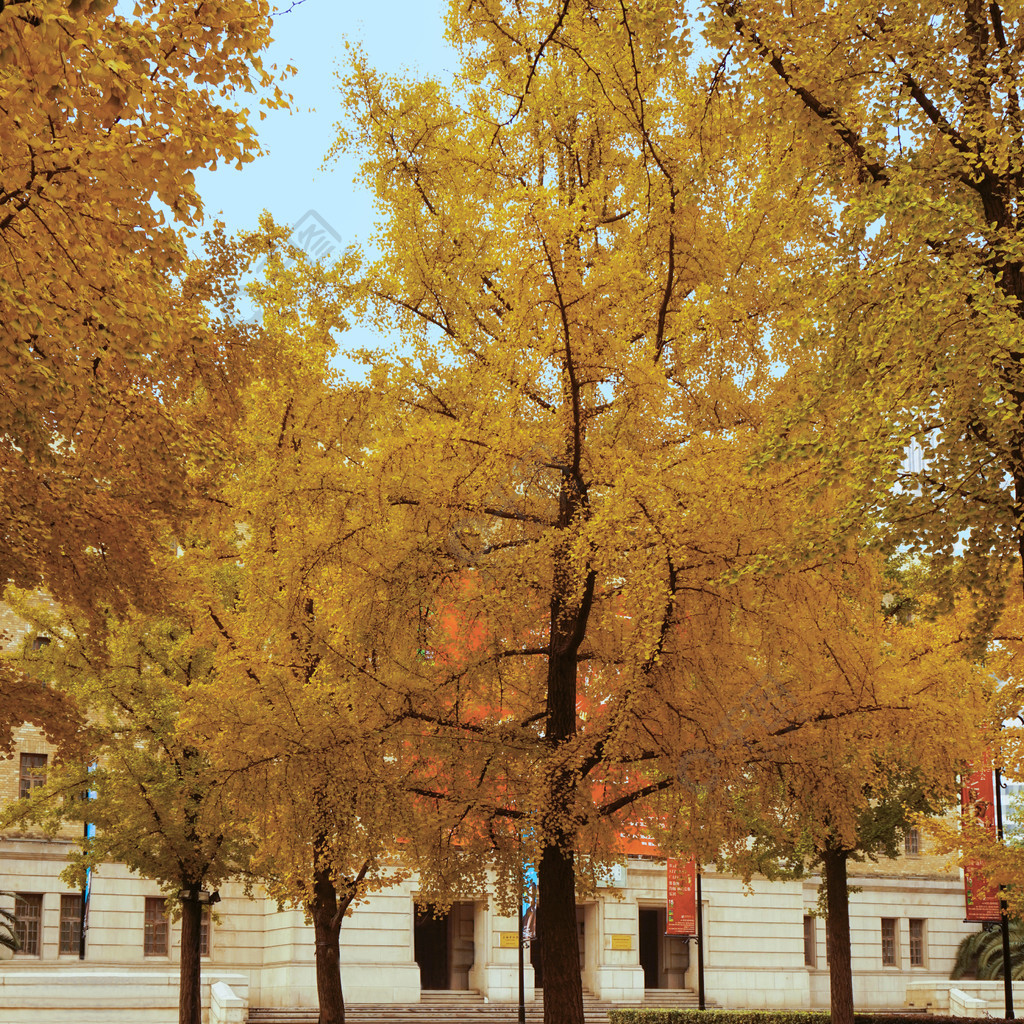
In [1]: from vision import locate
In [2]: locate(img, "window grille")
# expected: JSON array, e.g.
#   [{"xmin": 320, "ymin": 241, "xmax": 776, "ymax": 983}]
[
  {"xmin": 144, "ymin": 897, "xmax": 168, "ymax": 956},
  {"xmin": 881, "ymin": 917, "xmax": 898, "ymax": 966},
  {"xmin": 59, "ymin": 894, "xmax": 82, "ymax": 955},
  {"xmin": 14, "ymin": 894, "xmax": 42, "ymax": 955},
  {"xmin": 19, "ymin": 753, "xmax": 47, "ymax": 798}
]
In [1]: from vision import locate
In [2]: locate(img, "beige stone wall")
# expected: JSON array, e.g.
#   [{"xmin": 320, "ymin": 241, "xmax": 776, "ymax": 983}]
[
  {"xmin": 0, "ymin": 602, "xmax": 45, "ymax": 652},
  {"xmin": 847, "ymin": 824, "xmax": 957, "ymax": 880},
  {"xmin": 0, "ymin": 723, "xmax": 51, "ymax": 808},
  {"xmin": 0, "ymin": 830, "xmax": 986, "ymax": 1011},
  {"xmin": 0, "ymin": 835, "xmax": 261, "ymax": 966}
]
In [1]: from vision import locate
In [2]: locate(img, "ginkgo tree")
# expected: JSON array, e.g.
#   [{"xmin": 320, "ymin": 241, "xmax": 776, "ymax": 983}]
[
  {"xmin": 0, "ymin": 0, "xmax": 286, "ymax": 615},
  {"xmin": 0, "ymin": 0, "xmax": 289, "ymax": 751},
  {"xmin": 178, "ymin": 241, "xmax": 501, "ymax": 1024},
  {"xmin": 701, "ymin": 571, "xmax": 987, "ymax": 1024},
  {"xmin": 679, "ymin": 0, "xmax": 1024, "ymax": 620},
  {"xmin": 321, "ymin": 5, "xmax": 981, "ymax": 1023},
  {"xmin": 661, "ymin": 0, "xmax": 1024, "ymax": 954},
  {"xmin": 0, "ymin": 591, "xmax": 247, "ymax": 1024}
]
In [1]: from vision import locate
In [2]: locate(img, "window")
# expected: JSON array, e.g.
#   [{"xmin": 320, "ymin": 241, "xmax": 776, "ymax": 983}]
[
  {"xmin": 144, "ymin": 897, "xmax": 168, "ymax": 956},
  {"xmin": 59, "ymin": 894, "xmax": 82, "ymax": 955},
  {"xmin": 31, "ymin": 635, "xmax": 50, "ymax": 651},
  {"xmin": 909, "ymin": 918, "xmax": 926, "ymax": 967},
  {"xmin": 881, "ymin": 917, "xmax": 898, "ymax": 966},
  {"xmin": 904, "ymin": 828, "xmax": 921, "ymax": 856},
  {"xmin": 803, "ymin": 915, "xmax": 817, "ymax": 967},
  {"xmin": 200, "ymin": 906, "xmax": 210, "ymax": 957},
  {"xmin": 19, "ymin": 752, "xmax": 47, "ymax": 798},
  {"xmin": 14, "ymin": 894, "xmax": 42, "ymax": 956}
]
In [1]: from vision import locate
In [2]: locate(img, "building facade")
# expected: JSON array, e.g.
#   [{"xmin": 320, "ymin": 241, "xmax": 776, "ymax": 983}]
[{"xmin": 1, "ymin": 724, "xmax": 982, "ymax": 1018}]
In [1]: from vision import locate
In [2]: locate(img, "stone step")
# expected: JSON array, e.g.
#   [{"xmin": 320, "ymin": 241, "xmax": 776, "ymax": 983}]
[
  {"xmin": 641, "ymin": 988, "xmax": 704, "ymax": 1006},
  {"xmin": 248, "ymin": 1013, "xmax": 610, "ymax": 1024},
  {"xmin": 248, "ymin": 989, "xmax": 615, "ymax": 1024}
]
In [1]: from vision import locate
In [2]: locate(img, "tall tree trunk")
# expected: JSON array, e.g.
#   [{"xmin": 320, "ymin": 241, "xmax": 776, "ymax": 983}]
[
  {"xmin": 312, "ymin": 854, "xmax": 345, "ymax": 1024},
  {"xmin": 179, "ymin": 894, "xmax": 203, "ymax": 1024},
  {"xmin": 539, "ymin": 466, "xmax": 594, "ymax": 1024},
  {"xmin": 538, "ymin": 836, "xmax": 584, "ymax": 1024},
  {"xmin": 822, "ymin": 842, "xmax": 854, "ymax": 1024}
]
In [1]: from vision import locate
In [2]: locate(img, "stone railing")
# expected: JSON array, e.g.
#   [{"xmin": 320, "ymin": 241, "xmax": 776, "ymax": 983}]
[
  {"xmin": 907, "ymin": 979, "xmax": 1024, "ymax": 1018},
  {"xmin": 211, "ymin": 980, "xmax": 248, "ymax": 1024}
]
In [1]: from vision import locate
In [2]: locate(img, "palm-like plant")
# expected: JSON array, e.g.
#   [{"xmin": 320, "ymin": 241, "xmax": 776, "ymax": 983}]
[
  {"xmin": 952, "ymin": 923, "xmax": 1024, "ymax": 980},
  {"xmin": 0, "ymin": 893, "xmax": 20, "ymax": 958}
]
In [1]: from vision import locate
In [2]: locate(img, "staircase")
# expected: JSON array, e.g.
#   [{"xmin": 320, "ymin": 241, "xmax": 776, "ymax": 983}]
[
  {"xmin": 640, "ymin": 989, "xmax": 708, "ymax": 1009},
  {"xmin": 248, "ymin": 989, "xmax": 615, "ymax": 1024}
]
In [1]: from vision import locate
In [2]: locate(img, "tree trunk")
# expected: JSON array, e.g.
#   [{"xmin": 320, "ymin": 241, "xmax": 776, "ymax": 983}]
[
  {"xmin": 822, "ymin": 842, "xmax": 854, "ymax": 1024},
  {"xmin": 312, "ymin": 859, "xmax": 345, "ymax": 1024},
  {"xmin": 538, "ymin": 466, "xmax": 594, "ymax": 1024},
  {"xmin": 538, "ymin": 838, "xmax": 584, "ymax": 1024},
  {"xmin": 179, "ymin": 895, "xmax": 203, "ymax": 1024}
]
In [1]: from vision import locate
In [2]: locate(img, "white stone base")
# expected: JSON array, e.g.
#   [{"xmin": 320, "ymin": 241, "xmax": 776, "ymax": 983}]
[
  {"xmin": 592, "ymin": 964, "xmax": 645, "ymax": 1003},
  {"xmin": 470, "ymin": 961, "xmax": 536, "ymax": 1003},
  {"xmin": 258, "ymin": 961, "xmax": 421, "ymax": 1007},
  {"xmin": 0, "ymin": 967, "xmax": 249, "ymax": 1024},
  {"xmin": 907, "ymin": 979, "xmax": 1024, "ymax": 1017}
]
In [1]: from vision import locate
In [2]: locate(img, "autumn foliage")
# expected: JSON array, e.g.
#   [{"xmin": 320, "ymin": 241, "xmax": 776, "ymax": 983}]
[{"xmin": 3, "ymin": 5, "xmax": 1021, "ymax": 1024}]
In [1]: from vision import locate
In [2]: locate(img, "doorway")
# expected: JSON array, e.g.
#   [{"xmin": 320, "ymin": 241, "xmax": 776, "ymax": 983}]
[
  {"xmin": 414, "ymin": 902, "xmax": 476, "ymax": 990},
  {"xmin": 638, "ymin": 906, "xmax": 690, "ymax": 989},
  {"xmin": 414, "ymin": 904, "xmax": 449, "ymax": 989},
  {"xmin": 639, "ymin": 908, "xmax": 661, "ymax": 988}
]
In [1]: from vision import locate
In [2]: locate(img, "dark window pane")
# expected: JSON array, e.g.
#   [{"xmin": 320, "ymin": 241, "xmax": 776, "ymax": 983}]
[
  {"xmin": 59, "ymin": 894, "xmax": 82, "ymax": 955},
  {"xmin": 19, "ymin": 753, "xmax": 47, "ymax": 798},
  {"xmin": 909, "ymin": 919, "xmax": 925, "ymax": 967},
  {"xmin": 144, "ymin": 897, "xmax": 168, "ymax": 956},
  {"xmin": 904, "ymin": 828, "xmax": 920, "ymax": 856},
  {"xmin": 881, "ymin": 917, "xmax": 898, "ymax": 966},
  {"xmin": 14, "ymin": 893, "xmax": 42, "ymax": 956}
]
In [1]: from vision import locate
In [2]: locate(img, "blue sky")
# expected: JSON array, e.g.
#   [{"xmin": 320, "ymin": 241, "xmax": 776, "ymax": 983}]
[{"xmin": 195, "ymin": 0, "xmax": 456, "ymax": 251}]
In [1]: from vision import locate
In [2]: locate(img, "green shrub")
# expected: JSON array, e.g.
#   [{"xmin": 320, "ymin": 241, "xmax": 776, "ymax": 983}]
[{"xmin": 608, "ymin": 1012, "xmax": 982, "ymax": 1024}]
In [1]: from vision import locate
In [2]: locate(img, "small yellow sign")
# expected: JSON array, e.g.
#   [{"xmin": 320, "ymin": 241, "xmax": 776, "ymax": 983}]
[
  {"xmin": 610, "ymin": 934, "xmax": 632, "ymax": 951},
  {"xmin": 499, "ymin": 932, "xmax": 519, "ymax": 948}
]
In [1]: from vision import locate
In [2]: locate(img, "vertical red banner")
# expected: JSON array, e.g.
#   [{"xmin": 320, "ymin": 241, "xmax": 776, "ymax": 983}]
[
  {"xmin": 666, "ymin": 856, "xmax": 697, "ymax": 936},
  {"xmin": 962, "ymin": 763, "xmax": 1001, "ymax": 923}
]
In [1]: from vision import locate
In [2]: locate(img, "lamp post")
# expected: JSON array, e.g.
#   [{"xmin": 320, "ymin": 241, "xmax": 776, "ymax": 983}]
[
  {"xmin": 518, "ymin": 863, "xmax": 526, "ymax": 1024},
  {"xmin": 995, "ymin": 767, "xmax": 1014, "ymax": 1019},
  {"xmin": 695, "ymin": 869, "xmax": 705, "ymax": 1011}
]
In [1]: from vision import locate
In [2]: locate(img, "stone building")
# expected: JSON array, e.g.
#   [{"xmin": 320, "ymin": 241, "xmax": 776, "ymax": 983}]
[{"xmin": 0, "ymin": 719, "xmax": 982, "ymax": 1022}]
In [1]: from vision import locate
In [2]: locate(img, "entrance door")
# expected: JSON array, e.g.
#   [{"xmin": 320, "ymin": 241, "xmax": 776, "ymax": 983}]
[
  {"xmin": 639, "ymin": 907, "xmax": 690, "ymax": 989},
  {"xmin": 414, "ymin": 904, "xmax": 450, "ymax": 990},
  {"xmin": 639, "ymin": 908, "xmax": 660, "ymax": 988}
]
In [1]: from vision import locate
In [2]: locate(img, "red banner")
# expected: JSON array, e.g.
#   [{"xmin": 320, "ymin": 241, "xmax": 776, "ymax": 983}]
[
  {"xmin": 666, "ymin": 856, "xmax": 697, "ymax": 936},
  {"xmin": 962, "ymin": 764, "xmax": 1001, "ymax": 923}
]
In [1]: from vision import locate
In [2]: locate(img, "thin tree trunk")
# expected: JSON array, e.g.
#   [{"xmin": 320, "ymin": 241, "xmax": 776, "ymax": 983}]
[
  {"xmin": 823, "ymin": 842, "xmax": 854, "ymax": 1024},
  {"xmin": 312, "ymin": 858, "xmax": 345, "ymax": 1024},
  {"xmin": 179, "ymin": 894, "xmax": 203, "ymax": 1024}
]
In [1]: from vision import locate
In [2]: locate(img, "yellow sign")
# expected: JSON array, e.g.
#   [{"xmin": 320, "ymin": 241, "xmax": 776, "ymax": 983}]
[
  {"xmin": 611, "ymin": 934, "xmax": 632, "ymax": 951},
  {"xmin": 499, "ymin": 932, "xmax": 519, "ymax": 948}
]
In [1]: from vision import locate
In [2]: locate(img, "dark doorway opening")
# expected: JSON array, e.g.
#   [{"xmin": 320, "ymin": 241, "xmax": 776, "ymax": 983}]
[
  {"xmin": 530, "ymin": 928, "xmax": 542, "ymax": 988},
  {"xmin": 414, "ymin": 904, "xmax": 450, "ymax": 990},
  {"xmin": 639, "ymin": 908, "xmax": 660, "ymax": 988}
]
